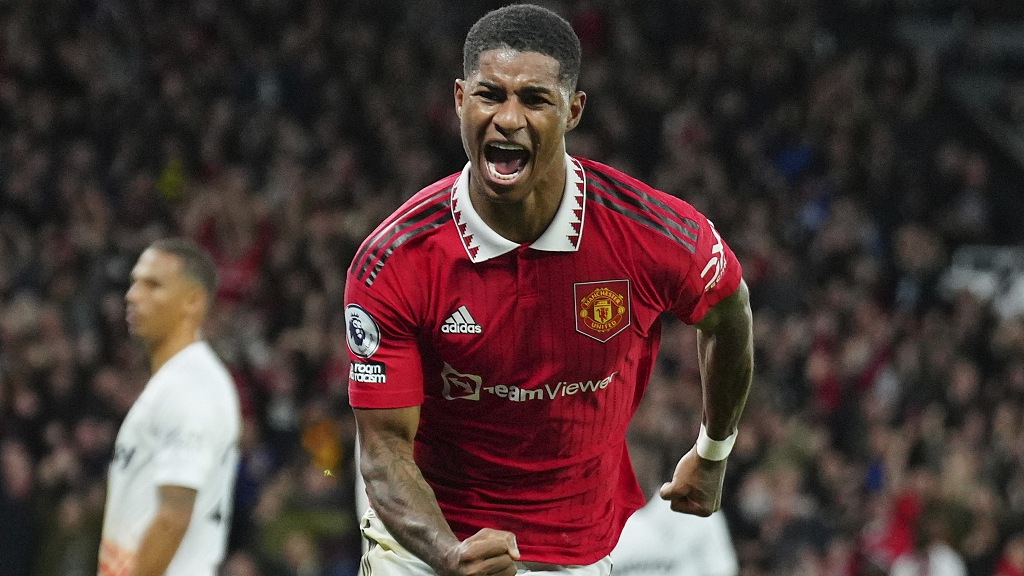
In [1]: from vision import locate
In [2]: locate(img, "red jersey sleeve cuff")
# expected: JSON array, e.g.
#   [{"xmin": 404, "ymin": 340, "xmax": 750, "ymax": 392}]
[{"xmin": 683, "ymin": 266, "xmax": 743, "ymax": 325}]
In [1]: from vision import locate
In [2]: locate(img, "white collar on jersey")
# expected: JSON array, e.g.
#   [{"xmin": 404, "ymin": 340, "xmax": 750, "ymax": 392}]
[{"xmin": 451, "ymin": 154, "xmax": 587, "ymax": 263}]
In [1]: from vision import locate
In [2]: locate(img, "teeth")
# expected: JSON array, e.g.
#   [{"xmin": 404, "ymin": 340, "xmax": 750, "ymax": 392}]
[
  {"xmin": 486, "ymin": 161, "xmax": 521, "ymax": 181},
  {"xmin": 489, "ymin": 142, "xmax": 525, "ymax": 151}
]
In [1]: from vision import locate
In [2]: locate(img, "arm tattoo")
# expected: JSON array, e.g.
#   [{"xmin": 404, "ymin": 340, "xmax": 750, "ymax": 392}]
[{"xmin": 362, "ymin": 432, "xmax": 456, "ymax": 569}]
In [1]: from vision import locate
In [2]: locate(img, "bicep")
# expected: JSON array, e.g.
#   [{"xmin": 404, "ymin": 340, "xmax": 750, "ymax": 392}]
[
  {"xmin": 159, "ymin": 485, "xmax": 197, "ymax": 509},
  {"xmin": 354, "ymin": 406, "xmax": 421, "ymax": 474},
  {"xmin": 156, "ymin": 485, "xmax": 197, "ymax": 528},
  {"xmin": 665, "ymin": 210, "xmax": 743, "ymax": 324},
  {"xmin": 693, "ymin": 278, "xmax": 751, "ymax": 335}
]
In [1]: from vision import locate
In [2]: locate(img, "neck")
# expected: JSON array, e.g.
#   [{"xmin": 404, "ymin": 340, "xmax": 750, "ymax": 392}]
[
  {"xmin": 470, "ymin": 160, "xmax": 566, "ymax": 244},
  {"xmin": 147, "ymin": 327, "xmax": 200, "ymax": 373}
]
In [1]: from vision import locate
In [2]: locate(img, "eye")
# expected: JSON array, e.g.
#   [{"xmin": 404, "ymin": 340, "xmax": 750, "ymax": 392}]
[
  {"xmin": 522, "ymin": 94, "xmax": 551, "ymax": 107},
  {"xmin": 475, "ymin": 89, "xmax": 503, "ymax": 103}
]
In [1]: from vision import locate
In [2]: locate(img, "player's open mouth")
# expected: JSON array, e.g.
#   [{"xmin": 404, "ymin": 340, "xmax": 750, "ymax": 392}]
[{"xmin": 484, "ymin": 142, "xmax": 530, "ymax": 183}]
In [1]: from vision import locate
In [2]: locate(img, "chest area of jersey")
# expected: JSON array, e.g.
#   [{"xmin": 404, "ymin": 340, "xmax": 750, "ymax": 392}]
[
  {"xmin": 109, "ymin": 399, "xmax": 158, "ymax": 476},
  {"xmin": 425, "ymin": 252, "xmax": 650, "ymax": 387}
]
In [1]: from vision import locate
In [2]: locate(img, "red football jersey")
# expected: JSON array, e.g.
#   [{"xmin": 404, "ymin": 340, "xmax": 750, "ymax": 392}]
[{"xmin": 345, "ymin": 155, "xmax": 742, "ymax": 565}]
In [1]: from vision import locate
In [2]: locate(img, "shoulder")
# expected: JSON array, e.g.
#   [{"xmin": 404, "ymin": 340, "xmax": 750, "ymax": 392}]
[
  {"xmin": 577, "ymin": 157, "xmax": 703, "ymax": 255},
  {"xmin": 348, "ymin": 173, "xmax": 458, "ymax": 287},
  {"xmin": 153, "ymin": 344, "xmax": 238, "ymax": 414}
]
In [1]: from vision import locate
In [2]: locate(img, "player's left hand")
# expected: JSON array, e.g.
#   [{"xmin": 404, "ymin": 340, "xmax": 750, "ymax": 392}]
[{"xmin": 658, "ymin": 445, "xmax": 727, "ymax": 516}]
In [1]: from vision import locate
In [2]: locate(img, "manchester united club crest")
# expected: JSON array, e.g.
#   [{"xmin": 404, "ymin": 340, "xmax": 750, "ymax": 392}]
[{"xmin": 574, "ymin": 279, "xmax": 631, "ymax": 342}]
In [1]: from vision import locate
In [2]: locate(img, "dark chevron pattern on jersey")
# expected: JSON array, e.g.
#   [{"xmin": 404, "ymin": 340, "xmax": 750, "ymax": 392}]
[
  {"xmin": 350, "ymin": 187, "xmax": 452, "ymax": 285},
  {"xmin": 365, "ymin": 211, "xmax": 453, "ymax": 286},
  {"xmin": 586, "ymin": 170, "xmax": 700, "ymax": 254}
]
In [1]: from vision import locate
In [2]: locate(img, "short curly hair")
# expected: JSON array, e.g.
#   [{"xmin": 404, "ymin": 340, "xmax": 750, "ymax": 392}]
[{"xmin": 463, "ymin": 4, "xmax": 581, "ymax": 90}]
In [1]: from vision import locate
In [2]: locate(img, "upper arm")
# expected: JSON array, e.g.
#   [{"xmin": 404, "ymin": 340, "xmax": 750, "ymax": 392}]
[
  {"xmin": 354, "ymin": 406, "xmax": 422, "ymax": 476},
  {"xmin": 345, "ymin": 269, "xmax": 426, "ymax": 409},
  {"xmin": 663, "ymin": 207, "xmax": 743, "ymax": 325},
  {"xmin": 156, "ymin": 485, "xmax": 197, "ymax": 529},
  {"xmin": 693, "ymin": 278, "xmax": 751, "ymax": 335}
]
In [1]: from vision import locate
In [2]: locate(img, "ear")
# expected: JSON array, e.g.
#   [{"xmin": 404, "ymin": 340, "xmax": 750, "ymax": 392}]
[
  {"xmin": 565, "ymin": 91, "xmax": 586, "ymax": 132},
  {"xmin": 183, "ymin": 284, "xmax": 208, "ymax": 322},
  {"xmin": 454, "ymin": 79, "xmax": 466, "ymax": 120}
]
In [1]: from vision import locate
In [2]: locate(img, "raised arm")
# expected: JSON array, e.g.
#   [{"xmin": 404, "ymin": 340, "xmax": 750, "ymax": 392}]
[
  {"xmin": 660, "ymin": 279, "xmax": 753, "ymax": 515},
  {"xmin": 354, "ymin": 406, "xmax": 520, "ymax": 576}
]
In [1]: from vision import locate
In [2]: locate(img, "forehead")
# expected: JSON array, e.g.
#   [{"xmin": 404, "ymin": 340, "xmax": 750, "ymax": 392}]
[
  {"xmin": 470, "ymin": 48, "xmax": 562, "ymax": 88},
  {"xmin": 132, "ymin": 248, "xmax": 183, "ymax": 279}
]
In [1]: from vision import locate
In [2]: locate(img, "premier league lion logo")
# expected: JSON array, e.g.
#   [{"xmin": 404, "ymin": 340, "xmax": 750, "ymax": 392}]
[{"xmin": 345, "ymin": 304, "xmax": 381, "ymax": 358}]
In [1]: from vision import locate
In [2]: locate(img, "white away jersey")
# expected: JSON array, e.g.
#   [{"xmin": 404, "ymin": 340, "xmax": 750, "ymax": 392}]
[
  {"xmin": 611, "ymin": 496, "xmax": 738, "ymax": 576},
  {"xmin": 99, "ymin": 341, "xmax": 241, "ymax": 576}
]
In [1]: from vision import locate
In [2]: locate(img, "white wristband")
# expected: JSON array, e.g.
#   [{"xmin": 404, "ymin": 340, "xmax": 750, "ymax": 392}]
[{"xmin": 695, "ymin": 423, "xmax": 737, "ymax": 461}]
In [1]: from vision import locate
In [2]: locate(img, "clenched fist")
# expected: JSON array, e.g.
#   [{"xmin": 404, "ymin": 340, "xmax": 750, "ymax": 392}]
[{"xmin": 440, "ymin": 528, "xmax": 520, "ymax": 576}]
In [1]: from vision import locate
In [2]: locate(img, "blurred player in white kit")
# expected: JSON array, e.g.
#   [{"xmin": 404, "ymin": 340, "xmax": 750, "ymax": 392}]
[
  {"xmin": 611, "ymin": 442, "xmax": 738, "ymax": 576},
  {"xmin": 98, "ymin": 238, "xmax": 241, "ymax": 576}
]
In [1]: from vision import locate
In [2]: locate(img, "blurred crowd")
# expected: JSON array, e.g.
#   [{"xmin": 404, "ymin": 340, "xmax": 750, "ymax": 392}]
[{"xmin": 2, "ymin": 1, "xmax": 1024, "ymax": 575}]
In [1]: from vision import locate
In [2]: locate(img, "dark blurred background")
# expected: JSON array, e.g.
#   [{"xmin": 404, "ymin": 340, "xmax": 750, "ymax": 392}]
[{"xmin": 2, "ymin": 1, "xmax": 1024, "ymax": 575}]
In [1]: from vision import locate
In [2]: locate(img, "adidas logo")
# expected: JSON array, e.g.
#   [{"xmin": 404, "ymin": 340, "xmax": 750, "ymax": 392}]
[{"xmin": 442, "ymin": 305, "xmax": 482, "ymax": 334}]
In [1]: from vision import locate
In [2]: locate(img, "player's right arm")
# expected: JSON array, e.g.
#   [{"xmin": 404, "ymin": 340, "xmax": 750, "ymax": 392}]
[
  {"xmin": 347, "ymin": 214, "xmax": 518, "ymax": 575},
  {"xmin": 126, "ymin": 485, "xmax": 196, "ymax": 576},
  {"xmin": 354, "ymin": 406, "xmax": 520, "ymax": 576}
]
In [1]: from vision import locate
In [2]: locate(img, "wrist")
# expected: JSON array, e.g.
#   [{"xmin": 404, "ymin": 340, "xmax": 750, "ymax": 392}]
[
  {"xmin": 437, "ymin": 538, "xmax": 467, "ymax": 576},
  {"xmin": 695, "ymin": 423, "xmax": 737, "ymax": 461}
]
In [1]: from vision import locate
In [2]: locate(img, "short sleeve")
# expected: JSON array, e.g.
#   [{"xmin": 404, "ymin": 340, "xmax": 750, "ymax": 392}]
[
  {"xmin": 670, "ymin": 213, "xmax": 742, "ymax": 325},
  {"xmin": 150, "ymin": 385, "xmax": 221, "ymax": 489},
  {"xmin": 345, "ymin": 266, "xmax": 425, "ymax": 409}
]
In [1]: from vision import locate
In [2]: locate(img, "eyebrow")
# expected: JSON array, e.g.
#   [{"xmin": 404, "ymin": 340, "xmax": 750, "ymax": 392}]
[
  {"xmin": 476, "ymin": 81, "xmax": 556, "ymax": 97},
  {"xmin": 518, "ymin": 86, "xmax": 555, "ymax": 97}
]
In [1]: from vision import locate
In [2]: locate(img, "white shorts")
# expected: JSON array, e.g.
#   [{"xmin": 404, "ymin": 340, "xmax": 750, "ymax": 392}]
[{"xmin": 358, "ymin": 508, "xmax": 613, "ymax": 576}]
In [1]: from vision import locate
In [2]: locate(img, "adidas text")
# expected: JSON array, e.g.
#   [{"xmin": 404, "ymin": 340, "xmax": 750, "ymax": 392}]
[{"xmin": 442, "ymin": 323, "xmax": 482, "ymax": 334}]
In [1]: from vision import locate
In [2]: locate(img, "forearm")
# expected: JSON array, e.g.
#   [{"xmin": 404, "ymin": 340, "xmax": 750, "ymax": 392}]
[
  {"xmin": 361, "ymin": 433, "xmax": 461, "ymax": 572},
  {"xmin": 698, "ymin": 284, "xmax": 753, "ymax": 439},
  {"xmin": 128, "ymin": 510, "xmax": 190, "ymax": 576}
]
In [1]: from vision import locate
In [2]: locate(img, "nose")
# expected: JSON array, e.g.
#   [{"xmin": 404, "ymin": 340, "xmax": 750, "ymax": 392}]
[
  {"xmin": 493, "ymin": 97, "xmax": 527, "ymax": 136},
  {"xmin": 125, "ymin": 283, "xmax": 138, "ymax": 305}
]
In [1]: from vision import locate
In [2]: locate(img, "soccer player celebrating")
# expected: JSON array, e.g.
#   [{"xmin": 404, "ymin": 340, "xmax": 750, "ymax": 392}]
[
  {"xmin": 99, "ymin": 239, "xmax": 241, "ymax": 576},
  {"xmin": 345, "ymin": 5, "xmax": 753, "ymax": 576}
]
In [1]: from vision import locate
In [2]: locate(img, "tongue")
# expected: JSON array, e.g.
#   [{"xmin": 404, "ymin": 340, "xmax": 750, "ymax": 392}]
[
  {"xmin": 494, "ymin": 158, "xmax": 525, "ymax": 175},
  {"xmin": 489, "ymin": 148, "xmax": 527, "ymax": 175}
]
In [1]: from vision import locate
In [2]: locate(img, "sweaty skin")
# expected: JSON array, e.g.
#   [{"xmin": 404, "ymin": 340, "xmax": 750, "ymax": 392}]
[
  {"xmin": 660, "ymin": 280, "xmax": 753, "ymax": 515},
  {"xmin": 355, "ymin": 406, "xmax": 520, "ymax": 576},
  {"xmin": 455, "ymin": 48, "xmax": 585, "ymax": 244}
]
